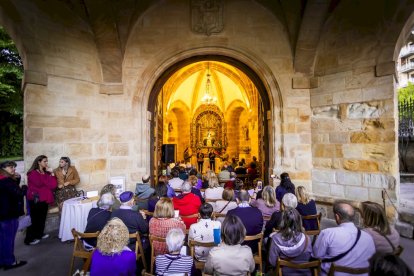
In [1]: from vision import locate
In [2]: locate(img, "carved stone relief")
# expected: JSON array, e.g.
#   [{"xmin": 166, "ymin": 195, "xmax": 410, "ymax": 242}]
[{"xmin": 191, "ymin": 0, "xmax": 224, "ymax": 36}]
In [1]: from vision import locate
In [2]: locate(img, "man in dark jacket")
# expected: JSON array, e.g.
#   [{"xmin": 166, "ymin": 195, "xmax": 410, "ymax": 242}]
[
  {"xmin": 111, "ymin": 191, "xmax": 149, "ymax": 249},
  {"xmin": 227, "ymin": 190, "xmax": 263, "ymax": 253}
]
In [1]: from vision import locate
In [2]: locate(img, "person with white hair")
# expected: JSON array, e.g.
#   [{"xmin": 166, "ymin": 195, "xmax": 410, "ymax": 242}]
[
  {"xmin": 264, "ymin": 193, "xmax": 298, "ymax": 238},
  {"xmin": 135, "ymin": 174, "xmax": 155, "ymax": 210},
  {"xmin": 172, "ymin": 181, "xmax": 201, "ymax": 229},
  {"xmin": 84, "ymin": 193, "xmax": 115, "ymax": 247},
  {"xmin": 155, "ymin": 228, "xmax": 194, "ymax": 275}
]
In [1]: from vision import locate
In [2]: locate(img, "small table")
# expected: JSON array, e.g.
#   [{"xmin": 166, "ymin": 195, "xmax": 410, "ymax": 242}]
[{"xmin": 58, "ymin": 197, "xmax": 98, "ymax": 242}]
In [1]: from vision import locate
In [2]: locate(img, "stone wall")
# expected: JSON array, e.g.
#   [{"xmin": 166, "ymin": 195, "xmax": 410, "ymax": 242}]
[
  {"xmin": 310, "ymin": 67, "xmax": 398, "ymax": 216},
  {"xmin": 3, "ymin": 0, "xmax": 414, "ymax": 213}
]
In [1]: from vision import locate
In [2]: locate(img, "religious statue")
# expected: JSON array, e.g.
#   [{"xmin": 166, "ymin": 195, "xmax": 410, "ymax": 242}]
[{"xmin": 242, "ymin": 125, "xmax": 249, "ymax": 141}]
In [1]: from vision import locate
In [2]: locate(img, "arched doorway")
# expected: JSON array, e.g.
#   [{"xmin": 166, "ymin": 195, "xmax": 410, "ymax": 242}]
[{"xmin": 148, "ymin": 55, "xmax": 272, "ymax": 184}]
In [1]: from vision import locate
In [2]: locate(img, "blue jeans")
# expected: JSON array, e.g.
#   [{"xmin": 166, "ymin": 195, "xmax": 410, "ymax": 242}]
[{"xmin": 0, "ymin": 218, "xmax": 18, "ymax": 266}]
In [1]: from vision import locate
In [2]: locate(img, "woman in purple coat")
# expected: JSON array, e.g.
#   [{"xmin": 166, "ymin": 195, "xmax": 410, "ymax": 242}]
[{"xmin": 90, "ymin": 218, "xmax": 136, "ymax": 276}]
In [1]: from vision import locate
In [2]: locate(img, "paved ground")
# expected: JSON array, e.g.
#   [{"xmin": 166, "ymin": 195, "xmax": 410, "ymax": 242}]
[
  {"xmin": 400, "ymin": 183, "xmax": 414, "ymax": 214},
  {"xmin": 2, "ymin": 221, "xmax": 413, "ymax": 276}
]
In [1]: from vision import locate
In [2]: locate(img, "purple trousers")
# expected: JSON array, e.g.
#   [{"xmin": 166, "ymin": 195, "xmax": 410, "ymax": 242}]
[{"xmin": 0, "ymin": 218, "xmax": 18, "ymax": 266}]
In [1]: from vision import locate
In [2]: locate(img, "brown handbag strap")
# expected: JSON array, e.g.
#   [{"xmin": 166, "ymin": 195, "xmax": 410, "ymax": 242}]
[{"xmin": 218, "ymin": 200, "xmax": 232, "ymax": 214}]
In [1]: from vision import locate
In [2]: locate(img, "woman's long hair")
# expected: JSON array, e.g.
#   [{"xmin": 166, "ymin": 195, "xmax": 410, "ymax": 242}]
[
  {"xmin": 296, "ymin": 186, "xmax": 310, "ymax": 204},
  {"xmin": 27, "ymin": 155, "xmax": 47, "ymax": 174},
  {"xmin": 280, "ymin": 172, "xmax": 295, "ymax": 193},
  {"xmin": 262, "ymin": 186, "xmax": 277, "ymax": 207},
  {"xmin": 362, "ymin": 201, "xmax": 391, "ymax": 235},
  {"xmin": 279, "ymin": 208, "xmax": 304, "ymax": 243}
]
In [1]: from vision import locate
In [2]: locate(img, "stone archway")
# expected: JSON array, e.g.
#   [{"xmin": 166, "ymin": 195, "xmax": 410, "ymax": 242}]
[{"xmin": 147, "ymin": 54, "xmax": 277, "ymax": 183}]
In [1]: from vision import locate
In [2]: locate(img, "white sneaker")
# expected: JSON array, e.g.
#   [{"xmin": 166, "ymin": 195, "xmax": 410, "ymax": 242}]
[
  {"xmin": 41, "ymin": 234, "xmax": 49, "ymax": 239},
  {"xmin": 29, "ymin": 239, "xmax": 40, "ymax": 245}
]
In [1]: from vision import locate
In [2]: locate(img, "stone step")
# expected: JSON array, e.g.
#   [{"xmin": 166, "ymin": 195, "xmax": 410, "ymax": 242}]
[{"xmin": 396, "ymin": 220, "xmax": 414, "ymax": 239}]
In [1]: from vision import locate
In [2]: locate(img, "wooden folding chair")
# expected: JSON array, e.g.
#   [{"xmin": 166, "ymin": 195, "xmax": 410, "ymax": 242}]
[
  {"xmin": 129, "ymin": 232, "xmax": 147, "ymax": 271},
  {"xmin": 276, "ymin": 257, "xmax": 320, "ymax": 276},
  {"xmin": 69, "ymin": 229, "xmax": 100, "ymax": 275},
  {"xmin": 149, "ymin": 235, "xmax": 166, "ymax": 274},
  {"xmin": 244, "ymin": 233, "xmax": 264, "ymax": 273},
  {"xmin": 328, "ymin": 263, "xmax": 369, "ymax": 275},
  {"xmin": 212, "ymin": 212, "xmax": 226, "ymax": 220},
  {"xmin": 303, "ymin": 213, "xmax": 322, "ymax": 242},
  {"xmin": 189, "ymin": 240, "xmax": 217, "ymax": 271}
]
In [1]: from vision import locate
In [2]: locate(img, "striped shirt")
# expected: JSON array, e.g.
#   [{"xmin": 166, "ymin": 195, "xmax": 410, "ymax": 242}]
[{"xmin": 155, "ymin": 254, "xmax": 194, "ymax": 276}]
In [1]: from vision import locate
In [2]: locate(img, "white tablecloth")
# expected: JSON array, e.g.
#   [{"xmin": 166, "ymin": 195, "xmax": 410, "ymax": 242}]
[{"xmin": 58, "ymin": 197, "xmax": 97, "ymax": 242}]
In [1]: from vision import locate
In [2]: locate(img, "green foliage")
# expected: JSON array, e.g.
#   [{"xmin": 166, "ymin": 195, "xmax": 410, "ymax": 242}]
[
  {"xmin": 0, "ymin": 26, "xmax": 23, "ymax": 157},
  {"xmin": 398, "ymin": 82, "xmax": 414, "ymax": 103}
]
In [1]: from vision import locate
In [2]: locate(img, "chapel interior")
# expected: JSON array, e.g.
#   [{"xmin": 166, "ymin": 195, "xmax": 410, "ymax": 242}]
[{"xmin": 154, "ymin": 61, "xmax": 264, "ymax": 175}]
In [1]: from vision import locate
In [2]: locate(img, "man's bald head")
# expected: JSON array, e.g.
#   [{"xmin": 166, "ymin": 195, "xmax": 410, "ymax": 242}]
[{"xmin": 333, "ymin": 201, "xmax": 355, "ymax": 223}]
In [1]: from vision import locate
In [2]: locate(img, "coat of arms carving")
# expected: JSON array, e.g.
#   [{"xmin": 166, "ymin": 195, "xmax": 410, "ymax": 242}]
[{"xmin": 191, "ymin": 0, "xmax": 223, "ymax": 36}]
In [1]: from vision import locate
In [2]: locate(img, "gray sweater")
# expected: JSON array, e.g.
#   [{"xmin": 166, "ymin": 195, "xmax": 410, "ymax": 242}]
[
  {"xmin": 363, "ymin": 226, "xmax": 400, "ymax": 253},
  {"xmin": 268, "ymin": 232, "xmax": 312, "ymax": 276}
]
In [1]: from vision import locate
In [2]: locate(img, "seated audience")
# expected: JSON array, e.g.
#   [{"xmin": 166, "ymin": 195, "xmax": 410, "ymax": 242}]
[
  {"xmin": 202, "ymin": 170, "xmax": 216, "ymax": 189},
  {"xmin": 204, "ymin": 215, "xmax": 255, "ymax": 276},
  {"xmin": 84, "ymin": 193, "xmax": 114, "ymax": 247},
  {"xmin": 251, "ymin": 185, "xmax": 280, "ymax": 217},
  {"xmin": 178, "ymin": 166, "xmax": 188, "ymax": 181},
  {"xmin": 276, "ymin": 172, "xmax": 295, "ymax": 203},
  {"xmin": 361, "ymin": 201, "xmax": 400, "ymax": 253},
  {"xmin": 189, "ymin": 203, "xmax": 221, "ymax": 261},
  {"xmin": 188, "ymin": 175, "xmax": 203, "ymax": 203},
  {"xmin": 155, "ymin": 228, "xmax": 194, "ymax": 276},
  {"xmin": 234, "ymin": 162, "xmax": 247, "ymax": 175},
  {"xmin": 134, "ymin": 174, "xmax": 155, "ymax": 210},
  {"xmin": 213, "ymin": 188, "xmax": 238, "ymax": 221},
  {"xmin": 111, "ymin": 191, "xmax": 149, "ymax": 248},
  {"xmin": 369, "ymin": 252, "xmax": 413, "ymax": 276},
  {"xmin": 188, "ymin": 169, "xmax": 202, "ymax": 189},
  {"xmin": 100, "ymin": 184, "xmax": 121, "ymax": 210},
  {"xmin": 148, "ymin": 182, "xmax": 168, "ymax": 213},
  {"xmin": 204, "ymin": 176, "xmax": 224, "ymax": 200},
  {"xmin": 265, "ymin": 193, "xmax": 298, "ymax": 238},
  {"xmin": 173, "ymin": 181, "xmax": 202, "ymax": 229},
  {"xmin": 218, "ymin": 165, "xmax": 231, "ymax": 183},
  {"xmin": 90, "ymin": 218, "xmax": 136, "ymax": 276},
  {"xmin": 149, "ymin": 198, "xmax": 186, "ymax": 256},
  {"xmin": 227, "ymin": 190, "xmax": 263, "ymax": 253},
  {"xmin": 313, "ymin": 201, "xmax": 375, "ymax": 275},
  {"xmin": 159, "ymin": 175, "xmax": 175, "ymax": 198},
  {"xmin": 268, "ymin": 209, "xmax": 312, "ymax": 274},
  {"xmin": 246, "ymin": 162, "xmax": 258, "ymax": 179},
  {"xmin": 169, "ymin": 168, "xmax": 184, "ymax": 190},
  {"xmin": 295, "ymin": 186, "xmax": 318, "ymax": 230}
]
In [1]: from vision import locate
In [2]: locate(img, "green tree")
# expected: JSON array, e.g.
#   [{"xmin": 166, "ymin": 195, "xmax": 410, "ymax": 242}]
[
  {"xmin": 398, "ymin": 82, "xmax": 414, "ymax": 103},
  {"xmin": 0, "ymin": 26, "xmax": 23, "ymax": 157}
]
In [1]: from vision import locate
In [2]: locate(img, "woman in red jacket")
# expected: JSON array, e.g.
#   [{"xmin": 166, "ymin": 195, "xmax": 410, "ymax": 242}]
[{"xmin": 24, "ymin": 155, "xmax": 57, "ymax": 245}]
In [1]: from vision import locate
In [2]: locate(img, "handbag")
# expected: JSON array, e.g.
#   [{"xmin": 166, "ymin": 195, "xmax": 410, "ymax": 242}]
[{"xmin": 18, "ymin": 196, "xmax": 32, "ymax": 231}]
